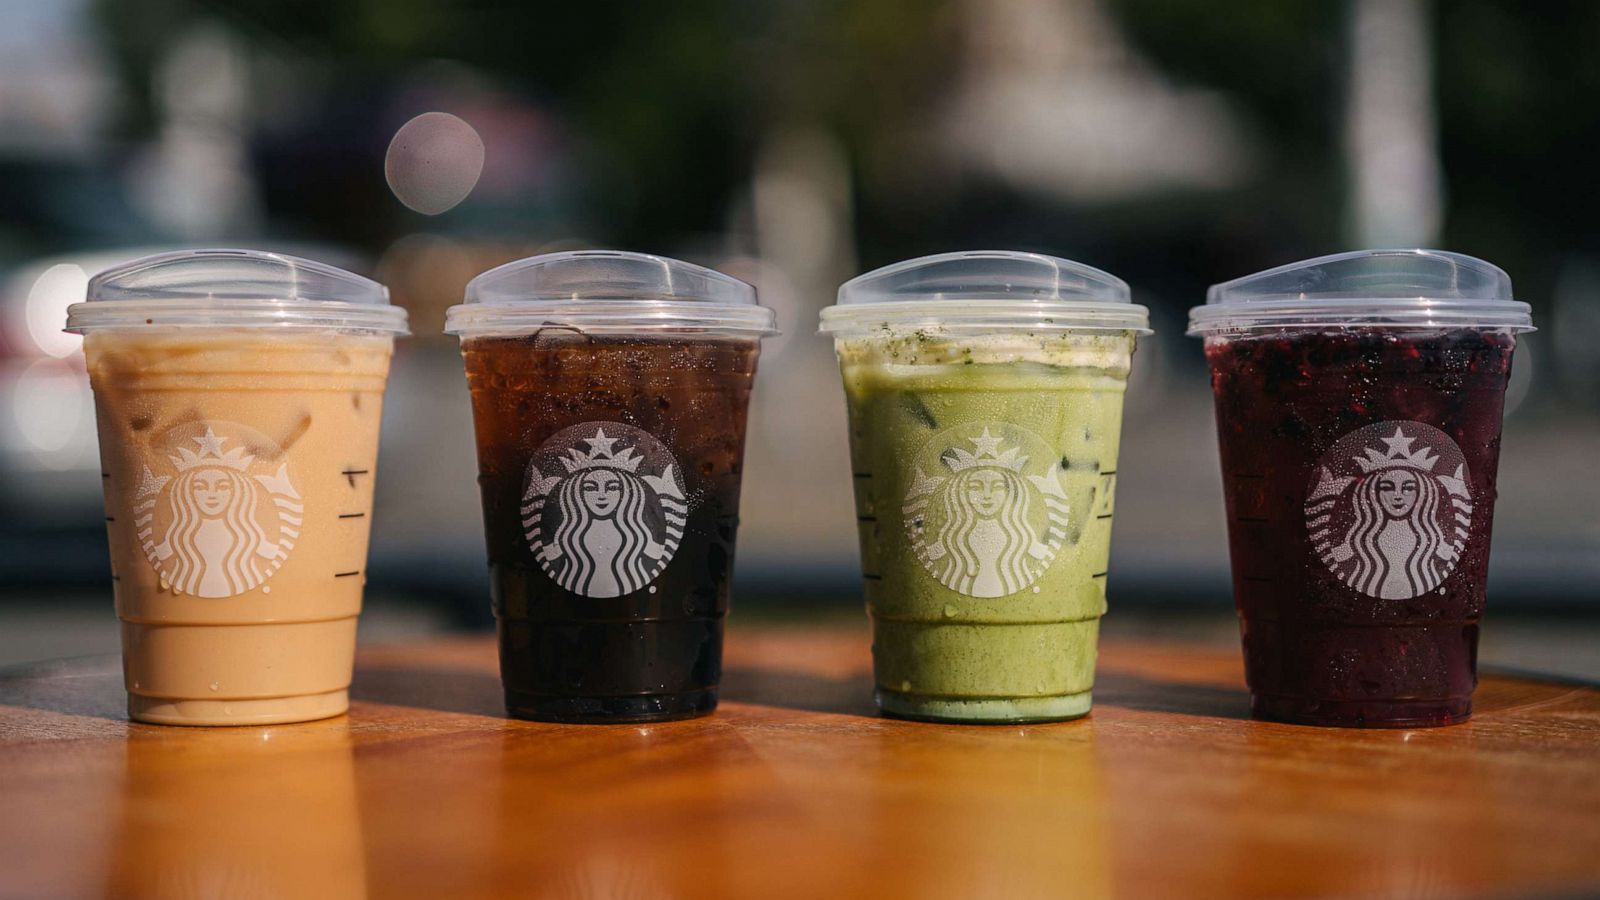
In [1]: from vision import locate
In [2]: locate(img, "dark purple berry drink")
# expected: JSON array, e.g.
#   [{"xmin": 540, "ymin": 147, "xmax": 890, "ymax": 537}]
[
  {"xmin": 1206, "ymin": 329, "xmax": 1514, "ymax": 726},
  {"xmin": 1190, "ymin": 251, "xmax": 1534, "ymax": 727}
]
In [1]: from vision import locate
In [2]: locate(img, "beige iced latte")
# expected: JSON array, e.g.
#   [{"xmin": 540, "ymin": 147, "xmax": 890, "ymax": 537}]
[{"xmin": 68, "ymin": 250, "xmax": 407, "ymax": 725}]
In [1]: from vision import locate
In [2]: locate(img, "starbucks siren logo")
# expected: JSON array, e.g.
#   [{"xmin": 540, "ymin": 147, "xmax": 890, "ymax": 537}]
[
  {"xmin": 523, "ymin": 422, "xmax": 687, "ymax": 598},
  {"xmin": 903, "ymin": 423, "xmax": 1071, "ymax": 598},
  {"xmin": 1307, "ymin": 421, "xmax": 1472, "ymax": 600},
  {"xmin": 135, "ymin": 423, "xmax": 302, "ymax": 598}
]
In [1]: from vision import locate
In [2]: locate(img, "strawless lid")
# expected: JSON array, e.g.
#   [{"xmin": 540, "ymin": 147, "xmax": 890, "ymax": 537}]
[
  {"xmin": 64, "ymin": 249, "xmax": 408, "ymax": 335},
  {"xmin": 818, "ymin": 251, "xmax": 1150, "ymax": 335},
  {"xmin": 1188, "ymin": 248, "xmax": 1535, "ymax": 336},
  {"xmin": 444, "ymin": 250, "xmax": 777, "ymax": 337}
]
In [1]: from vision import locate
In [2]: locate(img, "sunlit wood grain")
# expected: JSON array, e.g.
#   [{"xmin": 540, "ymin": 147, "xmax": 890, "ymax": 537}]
[{"xmin": 2, "ymin": 626, "xmax": 1597, "ymax": 899}]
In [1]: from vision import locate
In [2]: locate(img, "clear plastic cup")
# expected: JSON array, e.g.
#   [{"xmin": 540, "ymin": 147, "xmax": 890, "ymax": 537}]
[
  {"xmin": 66, "ymin": 249, "xmax": 408, "ymax": 725},
  {"xmin": 1189, "ymin": 249, "xmax": 1535, "ymax": 727},
  {"xmin": 444, "ymin": 250, "xmax": 777, "ymax": 723},
  {"xmin": 819, "ymin": 251, "xmax": 1150, "ymax": 723}
]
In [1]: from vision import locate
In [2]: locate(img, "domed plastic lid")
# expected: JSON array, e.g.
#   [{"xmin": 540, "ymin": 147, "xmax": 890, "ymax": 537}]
[
  {"xmin": 445, "ymin": 250, "xmax": 777, "ymax": 337},
  {"xmin": 1189, "ymin": 249, "xmax": 1534, "ymax": 335},
  {"xmin": 819, "ymin": 251, "xmax": 1150, "ymax": 335},
  {"xmin": 65, "ymin": 249, "xmax": 408, "ymax": 335}
]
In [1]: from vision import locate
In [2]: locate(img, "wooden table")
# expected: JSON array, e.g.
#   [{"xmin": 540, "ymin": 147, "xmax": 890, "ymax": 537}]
[{"xmin": 2, "ymin": 627, "xmax": 1598, "ymax": 899}]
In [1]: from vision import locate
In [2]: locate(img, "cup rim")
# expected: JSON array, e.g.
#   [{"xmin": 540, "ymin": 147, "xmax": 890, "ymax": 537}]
[
  {"xmin": 1186, "ymin": 297, "xmax": 1536, "ymax": 336},
  {"xmin": 819, "ymin": 298, "xmax": 1152, "ymax": 336},
  {"xmin": 67, "ymin": 297, "xmax": 411, "ymax": 336},
  {"xmin": 445, "ymin": 300, "xmax": 777, "ymax": 338}
]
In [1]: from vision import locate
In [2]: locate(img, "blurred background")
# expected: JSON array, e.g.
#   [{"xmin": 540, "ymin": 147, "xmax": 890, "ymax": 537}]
[{"xmin": 1, "ymin": 0, "xmax": 1595, "ymax": 673}]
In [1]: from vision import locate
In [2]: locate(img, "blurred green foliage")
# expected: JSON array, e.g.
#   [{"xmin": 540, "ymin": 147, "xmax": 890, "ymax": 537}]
[{"xmin": 82, "ymin": 0, "xmax": 1600, "ymax": 323}]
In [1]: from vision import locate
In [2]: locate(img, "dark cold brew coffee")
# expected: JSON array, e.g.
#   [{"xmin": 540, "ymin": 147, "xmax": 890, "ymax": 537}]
[{"xmin": 462, "ymin": 333, "xmax": 759, "ymax": 722}]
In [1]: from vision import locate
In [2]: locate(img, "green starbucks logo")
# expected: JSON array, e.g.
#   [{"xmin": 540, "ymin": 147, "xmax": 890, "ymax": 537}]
[{"xmin": 902, "ymin": 423, "xmax": 1070, "ymax": 598}]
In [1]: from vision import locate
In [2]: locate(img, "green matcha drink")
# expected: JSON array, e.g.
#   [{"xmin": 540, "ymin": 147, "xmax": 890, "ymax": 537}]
[{"xmin": 820, "ymin": 252, "xmax": 1149, "ymax": 723}]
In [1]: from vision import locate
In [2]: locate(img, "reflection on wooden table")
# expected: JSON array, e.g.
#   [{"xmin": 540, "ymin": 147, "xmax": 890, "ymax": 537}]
[{"xmin": 2, "ymin": 627, "xmax": 1598, "ymax": 899}]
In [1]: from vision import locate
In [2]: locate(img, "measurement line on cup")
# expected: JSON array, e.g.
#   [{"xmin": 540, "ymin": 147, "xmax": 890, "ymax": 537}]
[
  {"xmin": 338, "ymin": 513, "xmax": 366, "ymax": 519},
  {"xmin": 104, "ymin": 516, "xmax": 114, "ymax": 523},
  {"xmin": 852, "ymin": 472, "xmax": 872, "ymax": 478},
  {"xmin": 334, "ymin": 570, "xmax": 361, "ymax": 578},
  {"xmin": 341, "ymin": 468, "xmax": 369, "ymax": 487},
  {"xmin": 1095, "ymin": 513, "xmax": 1114, "ymax": 520},
  {"xmin": 1100, "ymin": 470, "xmax": 1116, "ymax": 476},
  {"xmin": 1091, "ymin": 571, "xmax": 1108, "ymax": 579},
  {"xmin": 862, "ymin": 573, "xmax": 883, "ymax": 581},
  {"xmin": 857, "ymin": 515, "xmax": 877, "ymax": 523}
]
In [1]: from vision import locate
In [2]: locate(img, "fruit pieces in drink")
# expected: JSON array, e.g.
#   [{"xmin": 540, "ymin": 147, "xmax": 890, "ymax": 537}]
[{"xmin": 1204, "ymin": 328, "xmax": 1515, "ymax": 726}]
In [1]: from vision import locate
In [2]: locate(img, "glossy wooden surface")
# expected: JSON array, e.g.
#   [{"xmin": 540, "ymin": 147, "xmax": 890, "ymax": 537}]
[{"xmin": 3, "ymin": 626, "xmax": 1599, "ymax": 899}]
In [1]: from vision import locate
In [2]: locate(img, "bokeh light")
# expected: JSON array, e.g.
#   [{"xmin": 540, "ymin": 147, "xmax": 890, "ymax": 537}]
[
  {"xmin": 24, "ymin": 264, "xmax": 88, "ymax": 359},
  {"xmin": 11, "ymin": 360, "xmax": 86, "ymax": 462},
  {"xmin": 384, "ymin": 112, "xmax": 486, "ymax": 216}
]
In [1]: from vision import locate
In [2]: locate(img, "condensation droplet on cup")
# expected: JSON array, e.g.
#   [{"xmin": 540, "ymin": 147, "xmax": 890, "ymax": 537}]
[
  {"xmin": 209, "ymin": 682, "xmax": 219, "ymax": 692},
  {"xmin": 943, "ymin": 604, "xmax": 957, "ymax": 618},
  {"xmin": 385, "ymin": 112, "xmax": 486, "ymax": 216}
]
